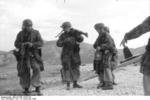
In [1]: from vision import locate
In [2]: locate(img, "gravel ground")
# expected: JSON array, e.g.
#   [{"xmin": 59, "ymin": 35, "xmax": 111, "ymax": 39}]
[{"xmin": 42, "ymin": 65, "xmax": 144, "ymax": 96}]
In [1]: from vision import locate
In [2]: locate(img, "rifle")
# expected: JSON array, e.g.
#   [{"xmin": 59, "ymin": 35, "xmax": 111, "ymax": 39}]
[
  {"xmin": 118, "ymin": 54, "xmax": 143, "ymax": 67},
  {"xmin": 82, "ymin": 32, "xmax": 88, "ymax": 37},
  {"xmin": 120, "ymin": 54, "xmax": 142, "ymax": 64},
  {"xmin": 13, "ymin": 44, "xmax": 30, "ymax": 76},
  {"xmin": 55, "ymin": 30, "xmax": 88, "ymax": 38},
  {"xmin": 55, "ymin": 30, "xmax": 64, "ymax": 38}
]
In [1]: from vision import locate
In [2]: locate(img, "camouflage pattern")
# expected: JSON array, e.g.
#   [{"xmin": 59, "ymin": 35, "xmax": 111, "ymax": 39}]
[
  {"xmin": 57, "ymin": 28, "xmax": 84, "ymax": 83},
  {"xmin": 14, "ymin": 29, "xmax": 44, "ymax": 89},
  {"xmin": 125, "ymin": 16, "xmax": 150, "ymax": 41},
  {"xmin": 93, "ymin": 31, "xmax": 117, "ymax": 84},
  {"xmin": 124, "ymin": 16, "xmax": 150, "ymax": 75}
]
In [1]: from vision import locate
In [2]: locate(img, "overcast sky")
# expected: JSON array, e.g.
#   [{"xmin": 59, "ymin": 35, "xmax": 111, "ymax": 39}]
[{"xmin": 0, "ymin": 0, "xmax": 150, "ymax": 51}]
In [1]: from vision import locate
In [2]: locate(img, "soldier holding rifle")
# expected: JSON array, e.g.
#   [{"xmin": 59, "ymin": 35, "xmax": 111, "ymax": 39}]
[{"xmin": 56, "ymin": 21, "xmax": 88, "ymax": 90}]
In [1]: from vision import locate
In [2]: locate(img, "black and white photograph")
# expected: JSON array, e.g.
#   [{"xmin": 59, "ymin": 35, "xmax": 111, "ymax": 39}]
[{"xmin": 0, "ymin": 0, "xmax": 150, "ymax": 98}]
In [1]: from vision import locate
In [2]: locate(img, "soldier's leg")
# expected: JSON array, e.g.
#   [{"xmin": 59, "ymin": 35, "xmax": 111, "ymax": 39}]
[
  {"xmin": 93, "ymin": 60, "xmax": 97, "ymax": 71},
  {"xmin": 97, "ymin": 61, "xmax": 104, "ymax": 89},
  {"xmin": 61, "ymin": 55, "xmax": 72, "ymax": 90},
  {"xmin": 19, "ymin": 73, "xmax": 31, "ymax": 93},
  {"xmin": 61, "ymin": 64, "xmax": 72, "ymax": 82},
  {"xmin": 97, "ymin": 73, "xmax": 104, "ymax": 89},
  {"xmin": 19, "ymin": 66, "xmax": 31, "ymax": 93},
  {"xmin": 98, "ymin": 73, "xmax": 103, "ymax": 83},
  {"xmin": 111, "ymin": 59, "xmax": 117, "ymax": 85},
  {"xmin": 60, "ymin": 66, "xmax": 71, "ymax": 90},
  {"xmin": 102, "ymin": 67, "xmax": 114, "ymax": 90},
  {"xmin": 70, "ymin": 53, "xmax": 82, "ymax": 88},
  {"xmin": 63, "ymin": 63, "xmax": 71, "ymax": 90},
  {"xmin": 72, "ymin": 65, "xmax": 82, "ymax": 88},
  {"xmin": 71, "ymin": 54, "xmax": 82, "ymax": 89},
  {"xmin": 102, "ymin": 54, "xmax": 114, "ymax": 90},
  {"xmin": 72, "ymin": 65, "xmax": 80, "ymax": 81},
  {"xmin": 30, "ymin": 58, "xmax": 42, "ymax": 94},
  {"xmin": 143, "ymin": 74, "xmax": 150, "ymax": 95},
  {"xmin": 112, "ymin": 71, "xmax": 117, "ymax": 85}
]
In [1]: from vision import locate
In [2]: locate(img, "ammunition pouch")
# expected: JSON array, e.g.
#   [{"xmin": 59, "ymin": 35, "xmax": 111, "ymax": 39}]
[{"xmin": 13, "ymin": 50, "xmax": 21, "ymax": 62}]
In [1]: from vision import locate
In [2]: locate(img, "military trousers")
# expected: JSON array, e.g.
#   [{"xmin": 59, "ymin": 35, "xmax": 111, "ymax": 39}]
[
  {"xmin": 98, "ymin": 68, "xmax": 114, "ymax": 84},
  {"xmin": 143, "ymin": 74, "xmax": 150, "ymax": 95},
  {"xmin": 19, "ymin": 57, "xmax": 41, "ymax": 89}
]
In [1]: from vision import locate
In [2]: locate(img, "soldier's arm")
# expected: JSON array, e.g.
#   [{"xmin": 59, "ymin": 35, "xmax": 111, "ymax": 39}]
[
  {"xmin": 102, "ymin": 35, "xmax": 116, "ymax": 52},
  {"xmin": 32, "ymin": 31, "xmax": 44, "ymax": 48},
  {"xmin": 74, "ymin": 30, "xmax": 84, "ymax": 43},
  {"xmin": 93, "ymin": 39, "xmax": 98, "ymax": 49},
  {"xmin": 75, "ymin": 29, "xmax": 87, "ymax": 37},
  {"xmin": 56, "ymin": 34, "xmax": 65, "ymax": 47},
  {"xmin": 125, "ymin": 16, "xmax": 150, "ymax": 41},
  {"xmin": 14, "ymin": 32, "xmax": 22, "ymax": 49},
  {"xmin": 76, "ymin": 35, "xmax": 84, "ymax": 43}
]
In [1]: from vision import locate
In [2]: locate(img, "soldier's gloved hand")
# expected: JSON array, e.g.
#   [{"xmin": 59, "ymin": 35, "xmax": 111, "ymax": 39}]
[
  {"xmin": 85, "ymin": 32, "xmax": 88, "ymax": 37},
  {"xmin": 24, "ymin": 42, "xmax": 33, "ymax": 47},
  {"xmin": 120, "ymin": 35, "xmax": 127, "ymax": 47},
  {"xmin": 64, "ymin": 37, "xmax": 76, "ymax": 45},
  {"xmin": 64, "ymin": 37, "xmax": 72, "ymax": 42},
  {"xmin": 101, "ymin": 44, "xmax": 109, "ymax": 50},
  {"xmin": 105, "ymin": 50, "xmax": 109, "ymax": 54},
  {"xmin": 96, "ymin": 46, "xmax": 101, "ymax": 51}
]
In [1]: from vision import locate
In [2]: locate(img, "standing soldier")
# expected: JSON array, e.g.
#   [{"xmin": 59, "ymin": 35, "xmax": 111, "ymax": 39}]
[
  {"xmin": 56, "ymin": 22, "xmax": 86, "ymax": 90},
  {"xmin": 14, "ymin": 19, "xmax": 44, "ymax": 95},
  {"xmin": 121, "ymin": 16, "xmax": 150, "ymax": 95},
  {"xmin": 93, "ymin": 23, "xmax": 118, "ymax": 90}
]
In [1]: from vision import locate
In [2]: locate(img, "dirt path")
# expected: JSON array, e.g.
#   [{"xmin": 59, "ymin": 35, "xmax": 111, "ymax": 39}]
[{"xmin": 42, "ymin": 65, "xmax": 143, "ymax": 96}]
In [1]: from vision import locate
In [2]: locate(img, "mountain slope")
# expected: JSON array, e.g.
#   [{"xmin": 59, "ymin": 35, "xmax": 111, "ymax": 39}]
[
  {"xmin": 42, "ymin": 40, "xmax": 146, "ymax": 65},
  {"xmin": 0, "ymin": 40, "xmax": 146, "ymax": 67}
]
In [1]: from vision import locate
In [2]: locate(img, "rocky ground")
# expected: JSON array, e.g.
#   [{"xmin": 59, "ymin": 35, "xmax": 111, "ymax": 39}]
[
  {"xmin": 42, "ymin": 65, "xmax": 143, "ymax": 96},
  {"xmin": 0, "ymin": 64, "xmax": 144, "ymax": 96}
]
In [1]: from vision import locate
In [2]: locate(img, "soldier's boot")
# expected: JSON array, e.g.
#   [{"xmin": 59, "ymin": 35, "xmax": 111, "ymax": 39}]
[
  {"xmin": 97, "ymin": 82, "xmax": 105, "ymax": 89},
  {"xmin": 35, "ymin": 86, "xmax": 43, "ymax": 96},
  {"xmin": 113, "ymin": 82, "xmax": 117, "ymax": 85},
  {"xmin": 66, "ymin": 82, "xmax": 70, "ymax": 90},
  {"xmin": 23, "ymin": 88, "xmax": 30, "ymax": 95},
  {"xmin": 102, "ymin": 82, "xmax": 113, "ymax": 90},
  {"xmin": 73, "ymin": 81, "xmax": 83, "ymax": 88}
]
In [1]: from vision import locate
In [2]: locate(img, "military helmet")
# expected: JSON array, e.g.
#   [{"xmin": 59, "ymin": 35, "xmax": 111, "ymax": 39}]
[
  {"xmin": 61, "ymin": 21, "xmax": 72, "ymax": 28},
  {"xmin": 23, "ymin": 19, "xmax": 33, "ymax": 26},
  {"xmin": 94, "ymin": 23, "xmax": 105, "ymax": 30},
  {"xmin": 104, "ymin": 26, "xmax": 110, "ymax": 33}
]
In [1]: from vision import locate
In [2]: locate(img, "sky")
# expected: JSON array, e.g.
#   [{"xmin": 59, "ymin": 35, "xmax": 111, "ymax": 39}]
[{"xmin": 0, "ymin": 0, "xmax": 150, "ymax": 51}]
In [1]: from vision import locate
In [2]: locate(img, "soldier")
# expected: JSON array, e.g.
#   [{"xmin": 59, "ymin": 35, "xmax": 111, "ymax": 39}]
[
  {"xmin": 56, "ymin": 22, "xmax": 86, "ymax": 90},
  {"xmin": 121, "ymin": 16, "xmax": 150, "ymax": 95},
  {"xmin": 14, "ymin": 19, "xmax": 44, "ymax": 95},
  {"xmin": 93, "ymin": 23, "xmax": 118, "ymax": 90}
]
